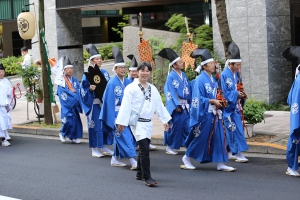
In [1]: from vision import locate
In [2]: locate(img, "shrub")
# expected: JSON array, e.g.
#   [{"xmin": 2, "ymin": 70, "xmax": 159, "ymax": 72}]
[
  {"xmin": 0, "ymin": 56, "xmax": 23, "ymax": 76},
  {"xmin": 17, "ymin": 65, "xmax": 41, "ymax": 102},
  {"xmin": 243, "ymin": 99, "xmax": 266, "ymax": 125}
]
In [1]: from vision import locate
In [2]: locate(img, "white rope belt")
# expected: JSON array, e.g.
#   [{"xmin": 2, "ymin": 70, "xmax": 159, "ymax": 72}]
[
  {"xmin": 93, "ymin": 98, "xmax": 102, "ymax": 106},
  {"xmin": 115, "ymin": 105, "xmax": 120, "ymax": 111},
  {"xmin": 178, "ymin": 98, "xmax": 189, "ymax": 110}
]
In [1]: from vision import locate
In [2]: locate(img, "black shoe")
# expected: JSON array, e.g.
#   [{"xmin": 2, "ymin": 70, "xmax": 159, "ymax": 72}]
[
  {"xmin": 136, "ymin": 176, "xmax": 144, "ymax": 181},
  {"xmin": 145, "ymin": 178, "xmax": 157, "ymax": 187}
]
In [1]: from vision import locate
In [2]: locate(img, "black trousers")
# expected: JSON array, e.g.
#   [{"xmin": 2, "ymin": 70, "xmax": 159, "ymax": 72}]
[{"xmin": 137, "ymin": 138, "xmax": 151, "ymax": 180}]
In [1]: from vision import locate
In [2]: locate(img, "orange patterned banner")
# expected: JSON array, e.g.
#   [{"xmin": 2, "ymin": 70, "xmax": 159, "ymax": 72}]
[
  {"xmin": 181, "ymin": 42, "xmax": 198, "ymax": 70},
  {"xmin": 138, "ymin": 39, "xmax": 154, "ymax": 66}
]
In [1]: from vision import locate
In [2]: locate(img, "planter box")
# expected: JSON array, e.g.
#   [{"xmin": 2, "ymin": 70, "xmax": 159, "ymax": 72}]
[{"xmin": 244, "ymin": 124, "xmax": 254, "ymax": 138}]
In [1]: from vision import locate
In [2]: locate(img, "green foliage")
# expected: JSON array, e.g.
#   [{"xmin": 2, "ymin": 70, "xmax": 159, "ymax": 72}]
[
  {"xmin": 165, "ymin": 14, "xmax": 214, "ymax": 67},
  {"xmin": 183, "ymin": 64, "xmax": 197, "ymax": 81},
  {"xmin": 83, "ymin": 42, "xmax": 123, "ymax": 63},
  {"xmin": 262, "ymin": 102, "xmax": 290, "ymax": 111},
  {"xmin": 149, "ymin": 36, "xmax": 167, "ymax": 59},
  {"xmin": 161, "ymin": 93, "xmax": 166, "ymax": 106},
  {"xmin": 0, "ymin": 56, "xmax": 23, "ymax": 76},
  {"xmin": 111, "ymin": 10, "xmax": 130, "ymax": 38},
  {"xmin": 193, "ymin": 25, "xmax": 213, "ymax": 52},
  {"xmin": 243, "ymin": 99, "xmax": 266, "ymax": 125},
  {"xmin": 149, "ymin": 36, "xmax": 169, "ymax": 93},
  {"xmin": 17, "ymin": 65, "xmax": 41, "ymax": 102},
  {"xmin": 165, "ymin": 14, "xmax": 190, "ymax": 34}
]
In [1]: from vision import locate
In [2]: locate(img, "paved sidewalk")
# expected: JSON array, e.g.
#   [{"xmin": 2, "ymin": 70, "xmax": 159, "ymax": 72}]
[{"xmin": 9, "ymin": 99, "xmax": 290, "ymax": 155}]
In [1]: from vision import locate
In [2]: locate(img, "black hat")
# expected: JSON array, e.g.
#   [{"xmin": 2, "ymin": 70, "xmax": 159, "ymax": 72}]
[
  {"xmin": 62, "ymin": 56, "xmax": 73, "ymax": 69},
  {"xmin": 190, "ymin": 48, "xmax": 214, "ymax": 73},
  {"xmin": 0, "ymin": 63, "xmax": 5, "ymax": 71},
  {"xmin": 225, "ymin": 41, "xmax": 241, "ymax": 62},
  {"xmin": 158, "ymin": 48, "xmax": 180, "ymax": 67},
  {"xmin": 86, "ymin": 43, "xmax": 101, "ymax": 59},
  {"xmin": 282, "ymin": 46, "xmax": 300, "ymax": 66},
  {"xmin": 190, "ymin": 48, "xmax": 214, "ymax": 65},
  {"xmin": 127, "ymin": 54, "xmax": 138, "ymax": 71},
  {"xmin": 112, "ymin": 46, "xmax": 125, "ymax": 68}
]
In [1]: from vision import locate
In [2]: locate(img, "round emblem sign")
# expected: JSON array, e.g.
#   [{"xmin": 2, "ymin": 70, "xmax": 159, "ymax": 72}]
[
  {"xmin": 94, "ymin": 75, "xmax": 101, "ymax": 84},
  {"xmin": 18, "ymin": 18, "xmax": 29, "ymax": 34}
]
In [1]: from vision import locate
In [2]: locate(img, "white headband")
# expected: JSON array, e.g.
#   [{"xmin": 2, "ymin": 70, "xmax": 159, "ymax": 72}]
[
  {"xmin": 112, "ymin": 62, "xmax": 126, "ymax": 71},
  {"xmin": 169, "ymin": 57, "xmax": 181, "ymax": 67},
  {"xmin": 200, "ymin": 58, "xmax": 214, "ymax": 66},
  {"xmin": 64, "ymin": 65, "xmax": 73, "ymax": 69},
  {"xmin": 229, "ymin": 59, "xmax": 241, "ymax": 63}
]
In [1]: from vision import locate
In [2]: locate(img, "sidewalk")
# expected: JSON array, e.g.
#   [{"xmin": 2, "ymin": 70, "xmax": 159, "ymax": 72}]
[{"xmin": 9, "ymin": 99, "xmax": 289, "ymax": 155}]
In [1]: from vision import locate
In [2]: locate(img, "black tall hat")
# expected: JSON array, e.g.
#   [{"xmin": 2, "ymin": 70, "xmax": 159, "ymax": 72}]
[
  {"xmin": 112, "ymin": 46, "xmax": 125, "ymax": 69},
  {"xmin": 62, "ymin": 56, "xmax": 73, "ymax": 69},
  {"xmin": 0, "ymin": 63, "xmax": 5, "ymax": 71},
  {"xmin": 282, "ymin": 46, "xmax": 300, "ymax": 66},
  {"xmin": 158, "ymin": 48, "xmax": 180, "ymax": 67},
  {"xmin": 225, "ymin": 41, "xmax": 241, "ymax": 62},
  {"xmin": 190, "ymin": 48, "xmax": 214, "ymax": 65},
  {"xmin": 127, "ymin": 54, "xmax": 138, "ymax": 70},
  {"xmin": 190, "ymin": 48, "xmax": 214, "ymax": 73},
  {"xmin": 86, "ymin": 43, "xmax": 101, "ymax": 59}
]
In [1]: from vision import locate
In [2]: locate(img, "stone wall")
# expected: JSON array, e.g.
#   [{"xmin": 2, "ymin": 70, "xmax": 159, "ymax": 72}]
[
  {"xmin": 123, "ymin": 26, "xmax": 181, "ymax": 62},
  {"xmin": 212, "ymin": 0, "xmax": 291, "ymax": 103},
  {"xmin": 30, "ymin": 0, "xmax": 84, "ymax": 81},
  {"xmin": 56, "ymin": 9, "xmax": 84, "ymax": 81}
]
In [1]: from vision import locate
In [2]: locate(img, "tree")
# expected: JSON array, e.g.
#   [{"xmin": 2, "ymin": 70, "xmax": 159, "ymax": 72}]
[
  {"xmin": 214, "ymin": 0, "xmax": 232, "ymax": 59},
  {"xmin": 38, "ymin": 0, "xmax": 53, "ymax": 125},
  {"xmin": 111, "ymin": 10, "xmax": 130, "ymax": 39}
]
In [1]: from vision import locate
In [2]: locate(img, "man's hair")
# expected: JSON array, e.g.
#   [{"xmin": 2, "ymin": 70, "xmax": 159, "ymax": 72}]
[
  {"xmin": 20, "ymin": 47, "xmax": 28, "ymax": 52},
  {"xmin": 137, "ymin": 62, "xmax": 152, "ymax": 71}
]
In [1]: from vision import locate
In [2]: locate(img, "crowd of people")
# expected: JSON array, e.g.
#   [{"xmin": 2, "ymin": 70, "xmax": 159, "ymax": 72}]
[{"xmin": 1, "ymin": 42, "xmax": 300, "ymax": 187}]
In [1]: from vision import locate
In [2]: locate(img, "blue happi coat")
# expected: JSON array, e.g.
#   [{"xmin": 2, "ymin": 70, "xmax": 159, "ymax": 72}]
[
  {"xmin": 57, "ymin": 75, "xmax": 83, "ymax": 140},
  {"xmin": 100, "ymin": 76, "xmax": 137, "ymax": 159},
  {"xmin": 80, "ymin": 67, "xmax": 113, "ymax": 148},
  {"xmin": 185, "ymin": 71, "xmax": 228, "ymax": 163},
  {"xmin": 287, "ymin": 75, "xmax": 300, "ymax": 170},
  {"xmin": 164, "ymin": 69, "xmax": 191, "ymax": 149},
  {"xmin": 221, "ymin": 67, "xmax": 248, "ymax": 154}
]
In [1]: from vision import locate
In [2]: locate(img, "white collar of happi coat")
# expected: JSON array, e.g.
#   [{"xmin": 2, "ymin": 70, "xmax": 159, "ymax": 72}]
[
  {"xmin": 173, "ymin": 69, "xmax": 182, "ymax": 80},
  {"xmin": 204, "ymin": 71, "xmax": 213, "ymax": 82},
  {"xmin": 116, "ymin": 75, "xmax": 125, "ymax": 85}
]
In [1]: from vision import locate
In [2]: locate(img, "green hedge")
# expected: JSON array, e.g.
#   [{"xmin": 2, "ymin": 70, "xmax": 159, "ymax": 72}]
[
  {"xmin": 0, "ymin": 56, "xmax": 23, "ymax": 76},
  {"xmin": 84, "ymin": 42, "xmax": 123, "ymax": 63}
]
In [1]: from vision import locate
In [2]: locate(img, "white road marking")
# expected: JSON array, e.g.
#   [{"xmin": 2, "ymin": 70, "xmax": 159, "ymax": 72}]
[{"xmin": 0, "ymin": 195, "xmax": 21, "ymax": 200}]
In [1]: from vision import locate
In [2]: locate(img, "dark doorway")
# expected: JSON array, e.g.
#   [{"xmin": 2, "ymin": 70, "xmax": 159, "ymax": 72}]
[
  {"xmin": 107, "ymin": 17, "xmax": 123, "ymax": 42},
  {"xmin": 290, "ymin": 1, "xmax": 300, "ymax": 78},
  {"xmin": 11, "ymin": 31, "xmax": 31, "ymax": 56}
]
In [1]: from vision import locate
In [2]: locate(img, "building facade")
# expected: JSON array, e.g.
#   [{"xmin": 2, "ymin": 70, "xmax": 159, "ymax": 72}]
[{"xmin": 1, "ymin": 0, "xmax": 298, "ymax": 103}]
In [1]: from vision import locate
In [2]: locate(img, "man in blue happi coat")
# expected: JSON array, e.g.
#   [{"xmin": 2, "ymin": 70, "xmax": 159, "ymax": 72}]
[
  {"xmin": 100, "ymin": 47, "xmax": 137, "ymax": 169},
  {"xmin": 158, "ymin": 48, "xmax": 192, "ymax": 155},
  {"xmin": 180, "ymin": 48, "xmax": 235, "ymax": 171},
  {"xmin": 127, "ymin": 54, "xmax": 138, "ymax": 83},
  {"xmin": 80, "ymin": 44, "xmax": 114, "ymax": 158},
  {"xmin": 57, "ymin": 56, "xmax": 83, "ymax": 144},
  {"xmin": 282, "ymin": 46, "xmax": 300, "ymax": 176},
  {"xmin": 221, "ymin": 41, "xmax": 249, "ymax": 163}
]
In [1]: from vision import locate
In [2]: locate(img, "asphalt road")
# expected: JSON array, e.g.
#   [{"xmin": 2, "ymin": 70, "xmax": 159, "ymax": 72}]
[{"xmin": 0, "ymin": 135, "xmax": 299, "ymax": 200}]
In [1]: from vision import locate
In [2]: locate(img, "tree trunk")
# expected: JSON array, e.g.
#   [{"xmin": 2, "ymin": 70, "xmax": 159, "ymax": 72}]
[
  {"xmin": 215, "ymin": 0, "xmax": 232, "ymax": 59},
  {"xmin": 38, "ymin": 0, "xmax": 53, "ymax": 125}
]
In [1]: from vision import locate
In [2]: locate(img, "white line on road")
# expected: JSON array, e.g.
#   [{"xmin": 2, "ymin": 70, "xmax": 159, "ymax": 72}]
[{"xmin": 0, "ymin": 195, "xmax": 21, "ymax": 200}]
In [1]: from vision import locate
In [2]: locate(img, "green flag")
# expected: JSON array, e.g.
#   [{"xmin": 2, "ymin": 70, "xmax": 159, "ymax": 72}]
[{"xmin": 40, "ymin": 29, "xmax": 56, "ymax": 104}]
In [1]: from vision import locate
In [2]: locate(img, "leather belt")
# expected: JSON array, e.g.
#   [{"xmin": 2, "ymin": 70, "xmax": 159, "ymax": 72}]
[{"xmin": 138, "ymin": 118, "xmax": 151, "ymax": 122}]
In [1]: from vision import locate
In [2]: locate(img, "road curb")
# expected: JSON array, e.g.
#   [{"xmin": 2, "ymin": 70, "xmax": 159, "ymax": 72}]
[{"xmin": 9, "ymin": 125, "xmax": 287, "ymax": 155}]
